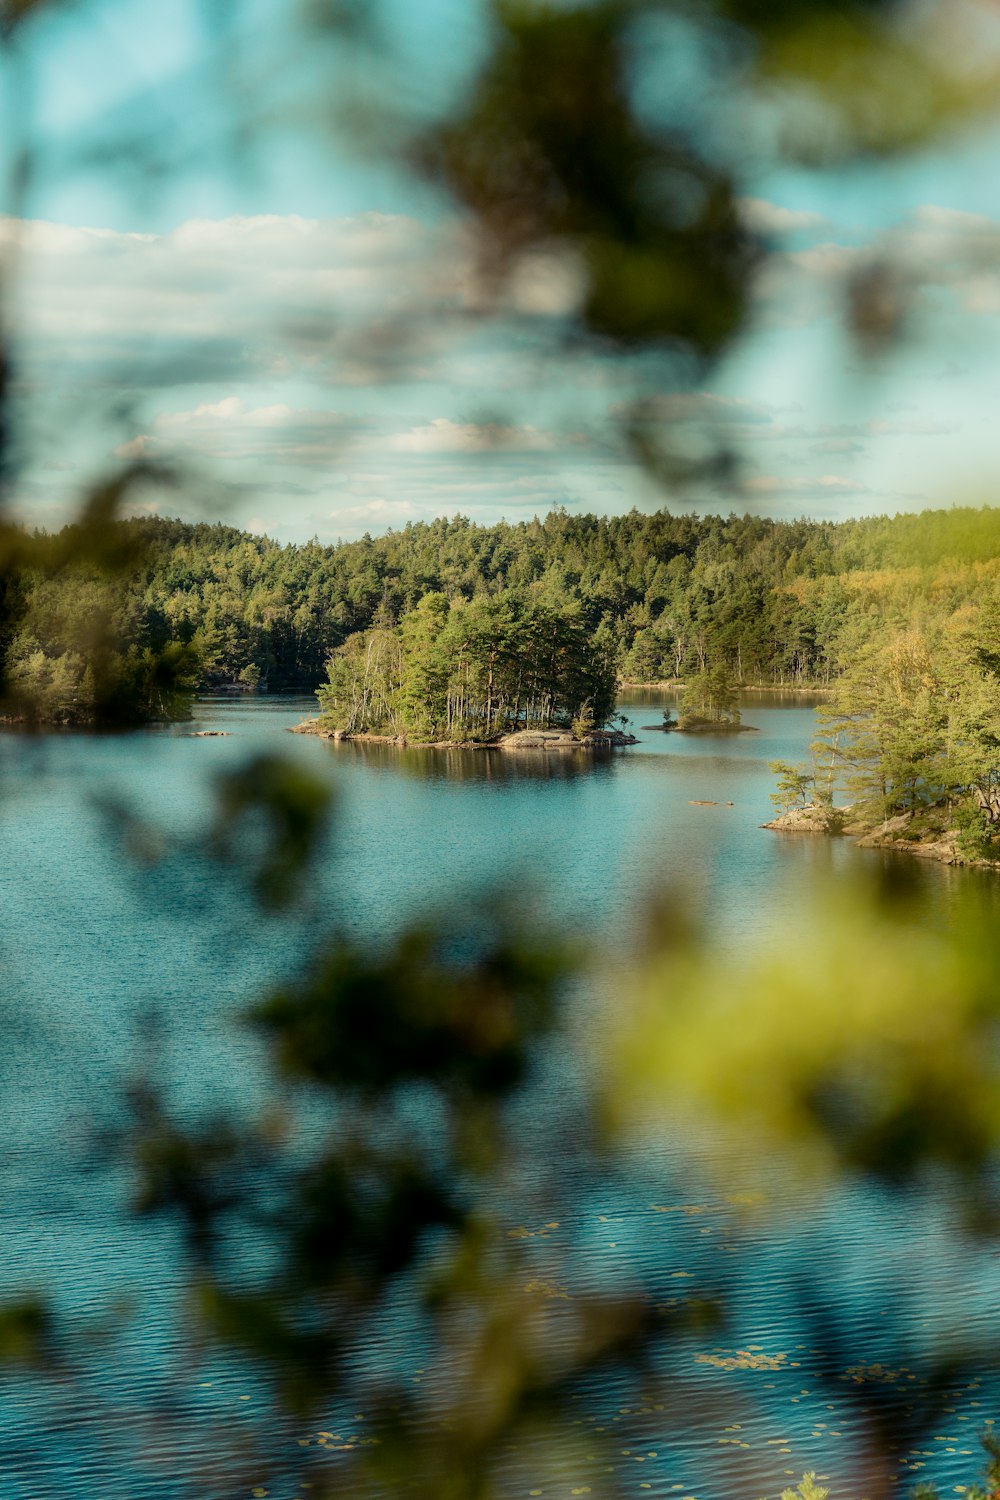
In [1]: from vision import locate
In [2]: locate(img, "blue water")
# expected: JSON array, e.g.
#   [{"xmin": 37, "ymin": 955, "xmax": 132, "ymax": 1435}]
[{"xmin": 0, "ymin": 693, "xmax": 996, "ymax": 1499}]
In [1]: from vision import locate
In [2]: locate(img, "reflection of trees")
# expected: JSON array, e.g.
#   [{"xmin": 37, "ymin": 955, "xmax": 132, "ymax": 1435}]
[
  {"xmin": 3, "ymin": 2, "xmax": 1000, "ymax": 1498},
  {"xmin": 331, "ymin": 739, "xmax": 613, "ymax": 783}
]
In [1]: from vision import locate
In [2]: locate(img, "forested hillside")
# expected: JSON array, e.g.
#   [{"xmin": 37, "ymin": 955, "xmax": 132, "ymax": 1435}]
[{"xmin": 5, "ymin": 505, "xmax": 1000, "ymax": 725}]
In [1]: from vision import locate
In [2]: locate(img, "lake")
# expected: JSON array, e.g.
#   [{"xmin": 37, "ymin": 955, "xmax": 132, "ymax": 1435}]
[{"xmin": 0, "ymin": 691, "xmax": 996, "ymax": 1499}]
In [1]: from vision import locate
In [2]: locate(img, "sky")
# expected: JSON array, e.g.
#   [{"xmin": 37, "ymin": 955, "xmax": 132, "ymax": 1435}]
[{"xmin": 5, "ymin": 0, "xmax": 1000, "ymax": 544}]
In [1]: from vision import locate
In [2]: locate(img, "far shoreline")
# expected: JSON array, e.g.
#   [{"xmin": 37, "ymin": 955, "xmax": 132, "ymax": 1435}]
[{"xmin": 620, "ymin": 680, "xmax": 834, "ymax": 696}]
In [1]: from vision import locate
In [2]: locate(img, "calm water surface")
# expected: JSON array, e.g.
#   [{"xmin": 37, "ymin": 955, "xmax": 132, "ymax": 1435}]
[{"xmin": 0, "ymin": 693, "xmax": 996, "ymax": 1498}]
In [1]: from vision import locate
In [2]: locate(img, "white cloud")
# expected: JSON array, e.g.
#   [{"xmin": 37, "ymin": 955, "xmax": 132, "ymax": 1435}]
[
  {"xmin": 867, "ymin": 416, "xmax": 958, "ymax": 437},
  {"xmin": 120, "ymin": 397, "xmax": 364, "ymax": 471},
  {"xmin": 739, "ymin": 199, "xmax": 832, "ymax": 238},
  {"xmin": 754, "ymin": 202, "xmax": 1000, "ymax": 331},
  {"xmin": 497, "ymin": 249, "xmax": 586, "ymax": 317},
  {"xmin": 2, "ymin": 205, "xmax": 992, "ymax": 538},
  {"xmin": 745, "ymin": 473, "xmax": 869, "ymax": 499},
  {"xmin": 154, "ymin": 398, "xmax": 350, "ymax": 433},
  {"xmin": 115, "ymin": 435, "xmax": 152, "ymax": 460},
  {"xmin": 1, "ymin": 211, "xmax": 478, "ymax": 390},
  {"xmin": 960, "ymin": 276, "xmax": 1000, "ymax": 314},
  {"xmin": 121, "ymin": 401, "xmax": 582, "ymax": 471},
  {"xmin": 784, "ymin": 243, "xmax": 862, "ymax": 279},
  {"xmin": 329, "ymin": 498, "xmax": 420, "ymax": 526},
  {"xmin": 387, "ymin": 418, "xmax": 559, "ymax": 454}
]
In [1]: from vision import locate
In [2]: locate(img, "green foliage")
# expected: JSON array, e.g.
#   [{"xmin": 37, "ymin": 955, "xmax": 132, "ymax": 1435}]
[
  {"xmin": 317, "ymin": 623, "xmax": 404, "ymax": 735},
  {"xmin": 679, "ymin": 662, "xmax": 741, "ymax": 727},
  {"xmin": 125, "ymin": 883, "xmax": 609, "ymax": 1450},
  {"xmin": 208, "ymin": 753, "xmax": 333, "ymax": 910},
  {"xmin": 415, "ymin": 0, "xmax": 756, "ymax": 356},
  {"xmin": 610, "ymin": 871, "xmax": 1000, "ymax": 1209},
  {"xmin": 318, "ymin": 591, "xmax": 617, "ymax": 740},
  {"xmin": 0, "ymin": 1300, "xmax": 51, "ymax": 1366},
  {"xmin": 954, "ymin": 799, "xmax": 1000, "ymax": 862},
  {"xmin": 762, "ymin": 1474, "xmax": 829, "ymax": 1500},
  {"xmin": 914, "ymin": 1428, "xmax": 1000, "ymax": 1500},
  {"xmin": 768, "ymin": 760, "xmax": 815, "ymax": 813},
  {"xmin": 805, "ymin": 622, "xmax": 1000, "ymax": 836},
  {"xmin": 570, "ymin": 699, "xmax": 596, "ymax": 738},
  {"xmin": 0, "ymin": 525, "xmax": 201, "ymax": 726}
]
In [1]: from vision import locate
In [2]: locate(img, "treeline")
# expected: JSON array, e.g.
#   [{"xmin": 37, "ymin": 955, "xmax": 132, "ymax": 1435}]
[{"xmin": 6, "ymin": 504, "xmax": 1000, "ymax": 724}]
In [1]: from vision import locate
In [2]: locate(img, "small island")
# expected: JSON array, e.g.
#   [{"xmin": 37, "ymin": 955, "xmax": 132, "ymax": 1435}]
[
  {"xmin": 291, "ymin": 720, "xmax": 637, "ymax": 750},
  {"xmin": 658, "ymin": 667, "xmax": 757, "ymax": 734},
  {"xmin": 292, "ymin": 592, "xmax": 638, "ymax": 751}
]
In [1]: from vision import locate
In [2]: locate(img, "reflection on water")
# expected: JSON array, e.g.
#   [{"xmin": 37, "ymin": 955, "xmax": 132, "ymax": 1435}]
[{"xmin": 324, "ymin": 738, "xmax": 616, "ymax": 782}]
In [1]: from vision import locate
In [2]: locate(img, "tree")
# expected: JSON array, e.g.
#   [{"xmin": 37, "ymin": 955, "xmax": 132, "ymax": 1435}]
[
  {"xmin": 769, "ymin": 759, "xmax": 815, "ymax": 813},
  {"xmin": 678, "ymin": 661, "xmax": 742, "ymax": 727},
  {"xmin": 317, "ymin": 624, "xmax": 403, "ymax": 734}
]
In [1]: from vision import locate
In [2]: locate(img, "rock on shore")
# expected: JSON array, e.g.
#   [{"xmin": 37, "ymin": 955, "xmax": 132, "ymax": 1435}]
[
  {"xmin": 853, "ymin": 812, "xmax": 962, "ymax": 863},
  {"xmin": 497, "ymin": 728, "xmax": 638, "ymax": 750},
  {"xmin": 761, "ymin": 804, "xmax": 849, "ymax": 836},
  {"xmin": 763, "ymin": 803, "xmax": 969, "ymax": 866}
]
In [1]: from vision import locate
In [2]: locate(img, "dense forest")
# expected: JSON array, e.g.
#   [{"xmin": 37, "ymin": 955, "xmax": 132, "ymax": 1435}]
[{"xmin": 6, "ymin": 503, "xmax": 1000, "ymax": 736}]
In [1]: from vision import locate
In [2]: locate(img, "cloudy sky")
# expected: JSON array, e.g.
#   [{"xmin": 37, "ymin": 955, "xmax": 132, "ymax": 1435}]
[{"xmin": 5, "ymin": 0, "xmax": 1000, "ymax": 543}]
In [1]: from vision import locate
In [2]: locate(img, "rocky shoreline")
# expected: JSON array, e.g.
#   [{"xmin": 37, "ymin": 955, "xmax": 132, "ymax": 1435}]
[
  {"xmin": 761, "ymin": 803, "xmax": 995, "ymax": 869},
  {"xmin": 289, "ymin": 720, "xmax": 639, "ymax": 751}
]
